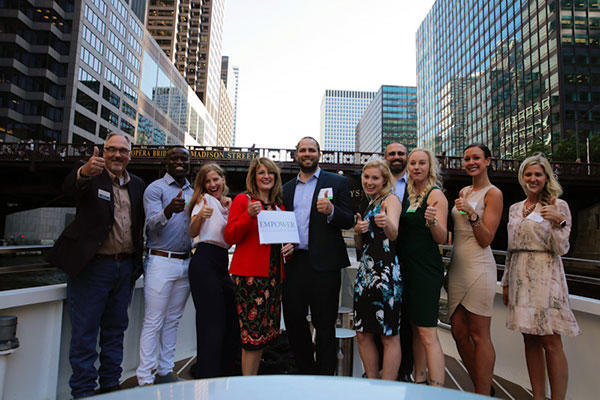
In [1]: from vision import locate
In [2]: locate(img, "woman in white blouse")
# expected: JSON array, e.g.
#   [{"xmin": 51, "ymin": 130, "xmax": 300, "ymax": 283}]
[{"xmin": 187, "ymin": 163, "xmax": 238, "ymax": 378}]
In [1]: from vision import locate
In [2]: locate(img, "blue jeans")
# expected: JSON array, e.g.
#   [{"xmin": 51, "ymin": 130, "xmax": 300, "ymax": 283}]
[{"xmin": 67, "ymin": 256, "xmax": 133, "ymax": 398}]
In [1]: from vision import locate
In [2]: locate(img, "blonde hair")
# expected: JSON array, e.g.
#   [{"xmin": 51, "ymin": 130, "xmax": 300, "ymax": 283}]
[
  {"xmin": 406, "ymin": 148, "xmax": 443, "ymax": 208},
  {"xmin": 518, "ymin": 153, "xmax": 563, "ymax": 205},
  {"xmin": 361, "ymin": 160, "xmax": 394, "ymax": 205},
  {"xmin": 246, "ymin": 157, "xmax": 283, "ymax": 205},
  {"xmin": 188, "ymin": 163, "xmax": 229, "ymax": 217}
]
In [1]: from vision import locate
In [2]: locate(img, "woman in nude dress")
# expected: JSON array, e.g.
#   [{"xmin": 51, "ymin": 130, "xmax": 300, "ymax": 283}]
[
  {"xmin": 448, "ymin": 143, "xmax": 503, "ymax": 395},
  {"xmin": 502, "ymin": 154, "xmax": 580, "ymax": 400}
]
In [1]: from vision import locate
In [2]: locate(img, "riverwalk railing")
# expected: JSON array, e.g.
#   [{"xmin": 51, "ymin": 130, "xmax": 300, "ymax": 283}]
[{"xmin": 1, "ymin": 143, "xmax": 599, "ymax": 177}]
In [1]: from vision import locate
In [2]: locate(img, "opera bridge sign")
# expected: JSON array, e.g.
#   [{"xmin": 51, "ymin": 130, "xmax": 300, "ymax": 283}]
[{"xmin": 130, "ymin": 147, "xmax": 259, "ymax": 162}]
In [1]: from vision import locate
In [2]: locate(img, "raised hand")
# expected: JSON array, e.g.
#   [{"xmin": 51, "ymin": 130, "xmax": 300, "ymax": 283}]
[
  {"xmin": 197, "ymin": 194, "xmax": 214, "ymax": 219},
  {"xmin": 80, "ymin": 146, "xmax": 105, "ymax": 177},
  {"xmin": 354, "ymin": 213, "xmax": 369, "ymax": 234},
  {"xmin": 540, "ymin": 197, "xmax": 561, "ymax": 224},
  {"xmin": 373, "ymin": 204, "xmax": 388, "ymax": 228},
  {"xmin": 454, "ymin": 190, "xmax": 474, "ymax": 217},
  {"xmin": 247, "ymin": 194, "xmax": 262, "ymax": 217},
  {"xmin": 424, "ymin": 200, "xmax": 439, "ymax": 225},
  {"xmin": 316, "ymin": 190, "xmax": 333, "ymax": 215},
  {"xmin": 164, "ymin": 189, "xmax": 186, "ymax": 219}
]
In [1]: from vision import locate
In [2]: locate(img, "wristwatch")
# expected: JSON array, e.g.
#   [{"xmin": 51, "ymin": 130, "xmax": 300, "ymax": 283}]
[
  {"xmin": 468, "ymin": 213, "xmax": 479, "ymax": 223},
  {"xmin": 559, "ymin": 219, "xmax": 567, "ymax": 229}
]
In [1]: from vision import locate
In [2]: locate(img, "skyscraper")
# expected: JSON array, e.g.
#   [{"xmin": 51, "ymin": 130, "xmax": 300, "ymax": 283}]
[
  {"xmin": 217, "ymin": 56, "xmax": 238, "ymax": 146},
  {"xmin": 320, "ymin": 89, "xmax": 376, "ymax": 151},
  {"xmin": 356, "ymin": 85, "xmax": 418, "ymax": 153},
  {"xmin": 417, "ymin": 0, "xmax": 600, "ymax": 157},
  {"xmin": 0, "ymin": 0, "xmax": 216, "ymax": 145},
  {"xmin": 145, "ymin": 0, "xmax": 225, "ymax": 123}
]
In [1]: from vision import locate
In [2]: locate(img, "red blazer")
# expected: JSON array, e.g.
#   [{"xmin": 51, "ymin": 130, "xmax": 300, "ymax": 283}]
[{"xmin": 225, "ymin": 193, "xmax": 285, "ymax": 278}]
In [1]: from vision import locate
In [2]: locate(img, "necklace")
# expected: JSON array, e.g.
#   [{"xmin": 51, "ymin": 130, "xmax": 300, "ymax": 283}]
[{"xmin": 522, "ymin": 200, "xmax": 537, "ymax": 218}]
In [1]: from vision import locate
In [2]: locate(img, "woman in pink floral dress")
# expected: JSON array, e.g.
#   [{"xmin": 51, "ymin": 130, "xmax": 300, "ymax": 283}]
[{"xmin": 501, "ymin": 154, "xmax": 580, "ymax": 400}]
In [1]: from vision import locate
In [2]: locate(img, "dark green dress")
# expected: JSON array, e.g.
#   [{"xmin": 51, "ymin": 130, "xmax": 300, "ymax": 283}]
[{"xmin": 397, "ymin": 187, "xmax": 444, "ymax": 327}]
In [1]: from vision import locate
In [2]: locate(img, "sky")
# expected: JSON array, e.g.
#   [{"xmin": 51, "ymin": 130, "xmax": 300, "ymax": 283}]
[{"xmin": 221, "ymin": 0, "xmax": 436, "ymax": 149}]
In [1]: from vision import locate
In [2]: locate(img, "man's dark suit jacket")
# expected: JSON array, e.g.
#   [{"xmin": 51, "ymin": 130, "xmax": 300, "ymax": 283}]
[
  {"xmin": 283, "ymin": 170, "xmax": 354, "ymax": 271},
  {"xmin": 47, "ymin": 167, "xmax": 145, "ymax": 278}
]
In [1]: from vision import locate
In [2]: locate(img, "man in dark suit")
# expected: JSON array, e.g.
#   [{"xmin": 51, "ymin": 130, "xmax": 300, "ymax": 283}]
[
  {"xmin": 47, "ymin": 133, "xmax": 145, "ymax": 398},
  {"xmin": 282, "ymin": 136, "xmax": 354, "ymax": 375},
  {"xmin": 384, "ymin": 142, "xmax": 413, "ymax": 382}
]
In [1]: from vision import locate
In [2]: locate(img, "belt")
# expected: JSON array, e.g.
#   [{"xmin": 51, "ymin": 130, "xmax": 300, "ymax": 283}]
[
  {"xmin": 94, "ymin": 253, "xmax": 132, "ymax": 261},
  {"xmin": 149, "ymin": 249, "xmax": 191, "ymax": 259}
]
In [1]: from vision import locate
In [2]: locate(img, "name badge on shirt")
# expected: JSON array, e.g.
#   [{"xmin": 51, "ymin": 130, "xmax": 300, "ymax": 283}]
[
  {"xmin": 318, "ymin": 187, "xmax": 333, "ymax": 200},
  {"xmin": 406, "ymin": 204, "xmax": 418, "ymax": 213},
  {"xmin": 526, "ymin": 211, "xmax": 545, "ymax": 223},
  {"xmin": 98, "ymin": 189, "xmax": 111, "ymax": 201}
]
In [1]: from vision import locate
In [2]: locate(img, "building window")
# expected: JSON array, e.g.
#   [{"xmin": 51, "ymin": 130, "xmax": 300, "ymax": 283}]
[
  {"xmin": 121, "ymin": 101, "xmax": 136, "ymax": 119},
  {"xmin": 109, "ymin": 11, "xmax": 126, "ymax": 37},
  {"xmin": 111, "ymin": 0, "xmax": 128, "ymax": 20},
  {"xmin": 76, "ymin": 89, "xmax": 98, "ymax": 113},
  {"xmin": 105, "ymin": 47, "xmax": 123, "ymax": 72},
  {"xmin": 82, "ymin": 24, "xmax": 103, "ymax": 54},
  {"xmin": 101, "ymin": 105, "xmax": 119, "ymax": 127},
  {"xmin": 91, "ymin": 0, "xmax": 107, "ymax": 16},
  {"xmin": 107, "ymin": 30, "xmax": 125, "ymax": 54},
  {"xmin": 102, "ymin": 86, "xmax": 120, "ymax": 108},
  {"xmin": 126, "ymin": 49, "xmax": 141, "ymax": 71},
  {"xmin": 78, "ymin": 67, "xmax": 100, "ymax": 93},
  {"xmin": 127, "ymin": 32, "xmax": 142, "ymax": 55},
  {"xmin": 104, "ymin": 66, "xmax": 122, "ymax": 90},
  {"xmin": 129, "ymin": 15, "xmax": 143, "ymax": 39},
  {"xmin": 120, "ymin": 119, "xmax": 134, "ymax": 135},
  {"xmin": 74, "ymin": 111, "xmax": 96, "ymax": 135},
  {"xmin": 123, "ymin": 66, "xmax": 139, "ymax": 87},
  {"xmin": 122, "ymin": 83, "xmax": 138, "ymax": 104},
  {"xmin": 83, "ymin": 4, "xmax": 105, "ymax": 35},
  {"xmin": 80, "ymin": 46, "xmax": 102, "ymax": 74}
]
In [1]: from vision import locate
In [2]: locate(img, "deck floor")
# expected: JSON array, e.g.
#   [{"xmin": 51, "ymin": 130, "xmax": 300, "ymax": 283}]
[{"xmin": 119, "ymin": 354, "xmax": 534, "ymax": 399}]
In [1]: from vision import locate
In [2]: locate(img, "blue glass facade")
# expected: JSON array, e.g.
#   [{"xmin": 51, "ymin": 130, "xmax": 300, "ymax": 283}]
[
  {"xmin": 356, "ymin": 86, "xmax": 417, "ymax": 152},
  {"xmin": 417, "ymin": 0, "xmax": 600, "ymax": 157}
]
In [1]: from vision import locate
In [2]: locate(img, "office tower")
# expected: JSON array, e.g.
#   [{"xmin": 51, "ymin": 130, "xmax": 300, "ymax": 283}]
[
  {"xmin": 417, "ymin": 0, "xmax": 600, "ymax": 157},
  {"xmin": 320, "ymin": 89, "xmax": 376, "ymax": 151},
  {"xmin": 0, "ymin": 0, "xmax": 216, "ymax": 145},
  {"xmin": 217, "ymin": 55, "xmax": 237, "ymax": 146},
  {"xmin": 0, "ymin": 1, "xmax": 75, "ymax": 142},
  {"xmin": 231, "ymin": 66, "xmax": 239, "ymax": 145},
  {"xmin": 356, "ymin": 85, "xmax": 418, "ymax": 153},
  {"xmin": 145, "ymin": 0, "xmax": 225, "ymax": 124}
]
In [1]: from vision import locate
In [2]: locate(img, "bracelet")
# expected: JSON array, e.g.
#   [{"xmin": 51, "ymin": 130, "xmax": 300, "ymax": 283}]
[{"xmin": 425, "ymin": 217, "xmax": 438, "ymax": 228}]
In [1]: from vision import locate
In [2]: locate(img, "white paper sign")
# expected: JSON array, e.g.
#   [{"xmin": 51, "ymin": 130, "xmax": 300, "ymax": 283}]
[
  {"xmin": 257, "ymin": 210, "xmax": 300, "ymax": 244},
  {"xmin": 318, "ymin": 187, "xmax": 333, "ymax": 200}
]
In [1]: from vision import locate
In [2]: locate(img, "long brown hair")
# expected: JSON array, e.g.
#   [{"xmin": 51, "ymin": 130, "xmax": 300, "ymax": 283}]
[
  {"xmin": 188, "ymin": 163, "xmax": 229, "ymax": 216},
  {"xmin": 245, "ymin": 157, "xmax": 283, "ymax": 205}
]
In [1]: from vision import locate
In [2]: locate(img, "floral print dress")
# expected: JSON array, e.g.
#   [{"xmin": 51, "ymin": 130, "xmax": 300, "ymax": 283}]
[
  {"xmin": 353, "ymin": 195, "xmax": 403, "ymax": 336},
  {"xmin": 501, "ymin": 199, "xmax": 580, "ymax": 336}
]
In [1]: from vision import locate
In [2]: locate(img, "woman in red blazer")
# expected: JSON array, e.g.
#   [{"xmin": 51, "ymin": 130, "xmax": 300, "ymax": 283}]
[{"xmin": 224, "ymin": 157, "xmax": 294, "ymax": 375}]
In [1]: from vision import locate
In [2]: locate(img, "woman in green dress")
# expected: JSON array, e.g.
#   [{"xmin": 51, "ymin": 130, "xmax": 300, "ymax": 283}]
[{"xmin": 397, "ymin": 148, "xmax": 448, "ymax": 387}]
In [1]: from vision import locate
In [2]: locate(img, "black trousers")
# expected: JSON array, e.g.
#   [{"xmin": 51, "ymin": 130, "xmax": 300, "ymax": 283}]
[
  {"xmin": 399, "ymin": 263, "xmax": 414, "ymax": 377},
  {"xmin": 188, "ymin": 242, "xmax": 240, "ymax": 378},
  {"xmin": 282, "ymin": 250, "xmax": 341, "ymax": 375}
]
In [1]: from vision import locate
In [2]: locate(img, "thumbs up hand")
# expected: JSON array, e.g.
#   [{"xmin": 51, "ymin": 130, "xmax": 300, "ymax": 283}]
[
  {"xmin": 164, "ymin": 189, "xmax": 186, "ymax": 219},
  {"xmin": 197, "ymin": 194, "xmax": 214, "ymax": 219},
  {"xmin": 540, "ymin": 197, "xmax": 562, "ymax": 224},
  {"xmin": 80, "ymin": 146, "xmax": 105, "ymax": 177},
  {"xmin": 424, "ymin": 200, "xmax": 439, "ymax": 225},
  {"xmin": 247, "ymin": 194, "xmax": 262, "ymax": 218},
  {"xmin": 373, "ymin": 204, "xmax": 388, "ymax": 228},
  {"xmin": 455, "ymin": 189, "xmax": 475, "ymax": 218},
  {"xmin": 354, "ymin": 213, "xmax": 369, "ymax": 234},
  {"xmin": 316, "ymin": 190, "xmax": 333, "ymax": 215}
]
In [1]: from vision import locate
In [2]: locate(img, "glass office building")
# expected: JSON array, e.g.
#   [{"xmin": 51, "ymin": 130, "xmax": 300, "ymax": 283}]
[
  {"xmin": 320, "ymin": 89, "xmax": 376, "ymax": 151},
  {"xmin": 356, "ymin": 85, "xmax": 417, "ymax": 153},
  {"xmin": 0, "ymin": 0, "xmax": 216, "ymax": 145},
  {"xmin": 417, "ymin": 0, "xmax": 600, "ymax": 157}
]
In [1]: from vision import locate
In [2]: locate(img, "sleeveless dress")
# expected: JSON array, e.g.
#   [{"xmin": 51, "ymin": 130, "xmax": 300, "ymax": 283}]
[
  {"xmin": 353, "ymin": 195, "xmax": 403, "ymax": 336},
  {"xmin": 501, "ymin": 199, "xmax": 580, "ymax": 336},
  {"xmin": 447, "ymin": 185, "xmax": 497, "ymax": 318},
  {"xmin": 397, "ymin": 188, "xmax": 444, "ymax": 327}
]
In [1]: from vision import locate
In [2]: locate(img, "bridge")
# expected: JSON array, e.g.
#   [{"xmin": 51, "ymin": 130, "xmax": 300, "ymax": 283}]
[{"xmin": 1, "ymin": 143, "xmax": 599, "ymax": 258}]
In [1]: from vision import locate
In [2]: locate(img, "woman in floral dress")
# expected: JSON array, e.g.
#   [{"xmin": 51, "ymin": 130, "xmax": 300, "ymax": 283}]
[
  {"xmin": 502, "ymin": 154, "xmax": 580, "ymax": 400},
  {"xmin": 353, "ymin": 160, "xmax": 402, "ymax": 380},
  {"xmin": 224, "ymin": 158, "xmax": 294, "ymax": 375}
]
